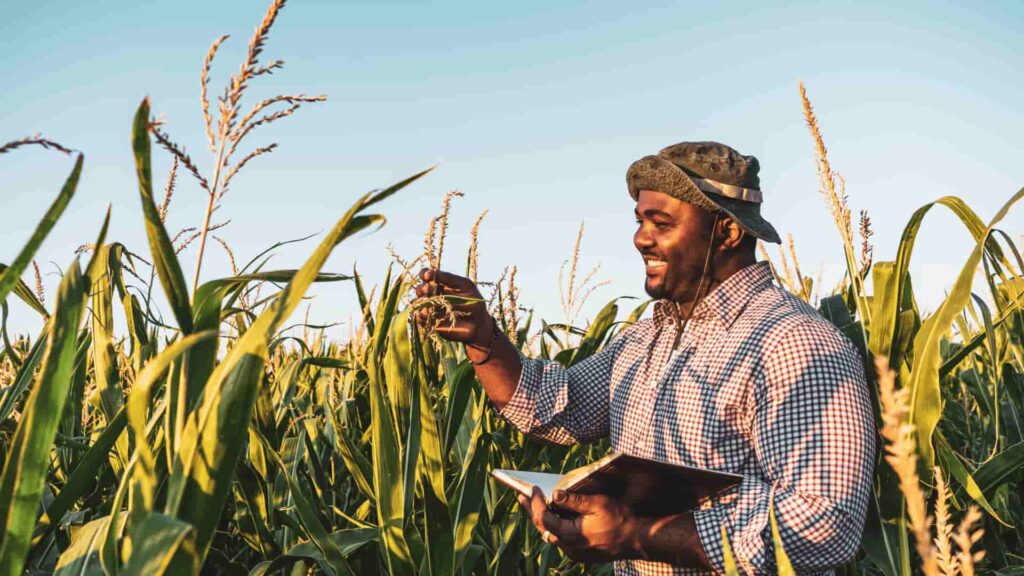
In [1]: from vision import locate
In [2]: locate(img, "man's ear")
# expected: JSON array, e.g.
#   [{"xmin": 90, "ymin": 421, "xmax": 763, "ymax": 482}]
[{"xmin": 717, "ymin": 216, "xmax": 746, "ymax": 250}]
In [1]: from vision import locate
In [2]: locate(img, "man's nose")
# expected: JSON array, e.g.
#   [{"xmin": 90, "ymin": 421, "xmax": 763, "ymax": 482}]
[{"xmin": 633, "ymin": 225, "xmax": 654, "ymax": 251}]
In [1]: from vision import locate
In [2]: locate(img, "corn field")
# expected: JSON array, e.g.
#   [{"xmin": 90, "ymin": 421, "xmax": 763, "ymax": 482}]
[{"xmin": 1, "ymin": 2, "xmax": 1023, "ymax": 575}]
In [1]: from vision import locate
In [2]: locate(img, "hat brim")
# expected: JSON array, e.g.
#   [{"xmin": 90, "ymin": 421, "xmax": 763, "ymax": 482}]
[{"xmin": 626, "ymin": 155, "xmax": 781, "ymax": 244}]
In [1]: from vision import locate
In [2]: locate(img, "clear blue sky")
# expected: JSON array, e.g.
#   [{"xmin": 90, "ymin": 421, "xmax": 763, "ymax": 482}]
[{"xmin": 2, "ymin": 0, "xmax": 1022, "ymax": 338}]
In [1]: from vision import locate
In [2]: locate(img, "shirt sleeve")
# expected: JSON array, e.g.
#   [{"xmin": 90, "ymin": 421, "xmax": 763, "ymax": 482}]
[
  {"xmin": 496, "ymin": 325, "xmax": 635, "ymax": 445},
  {"xmin": 692, "ymin": 317, "xmax": 876, "ymax": 575}
]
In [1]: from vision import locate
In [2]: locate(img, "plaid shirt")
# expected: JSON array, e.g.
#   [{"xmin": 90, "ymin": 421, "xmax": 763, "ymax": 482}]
[{"xmin": 499, "ymin": 261, "xmax": 875, "ymax": 575}]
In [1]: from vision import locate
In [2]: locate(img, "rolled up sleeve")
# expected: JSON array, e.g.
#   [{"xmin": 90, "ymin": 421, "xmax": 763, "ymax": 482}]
[{"xmin": 497, "ymin": 327, "xmax": 635, "ymax": 445}]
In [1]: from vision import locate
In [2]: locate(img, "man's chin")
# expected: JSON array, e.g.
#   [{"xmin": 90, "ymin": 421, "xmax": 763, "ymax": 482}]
[{"xmin": 644, "ymin": 280, "xmax": 667, "ymax": 300}]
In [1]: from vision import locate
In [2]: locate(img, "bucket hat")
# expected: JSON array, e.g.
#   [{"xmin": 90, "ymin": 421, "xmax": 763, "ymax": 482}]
[{"xmin": 626, "ymin": 141, "xmax": 781, "ymax": 244}]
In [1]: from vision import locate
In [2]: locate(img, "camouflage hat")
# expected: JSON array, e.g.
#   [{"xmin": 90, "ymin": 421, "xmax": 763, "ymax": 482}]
[{"xmin": 626, "ymin": 141, "xmax": 781, "ymax": 244}]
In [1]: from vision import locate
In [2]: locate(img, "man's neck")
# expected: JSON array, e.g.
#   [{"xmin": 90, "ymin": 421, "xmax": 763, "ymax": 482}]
[{"xmin": 670, "ymin": 256, "xmax": 756, "ymax": 321}]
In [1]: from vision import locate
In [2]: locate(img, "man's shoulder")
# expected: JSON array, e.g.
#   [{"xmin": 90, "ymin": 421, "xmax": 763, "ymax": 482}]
[{"xmin": 739, "ymin": 285, "xmax": 857, "ymax": 356}]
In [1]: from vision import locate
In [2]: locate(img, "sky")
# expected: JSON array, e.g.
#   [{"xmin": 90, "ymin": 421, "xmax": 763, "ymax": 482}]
[{"xmin": 2, "ymin": 0, "xmax": 1023, "ymax": 340}]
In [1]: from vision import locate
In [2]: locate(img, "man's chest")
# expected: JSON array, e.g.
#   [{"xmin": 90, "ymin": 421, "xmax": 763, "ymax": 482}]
[{"xmin": 606, "ymin": 323, "xmax": 761, "ymax": 473}]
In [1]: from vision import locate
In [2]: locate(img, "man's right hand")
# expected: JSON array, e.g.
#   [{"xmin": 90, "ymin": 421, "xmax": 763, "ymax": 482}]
[
  {"xmin": 413, "ymin": 268, "xmax": 522, "ymax": 410},
  {"xmin": 412, "ymin": 268, "xmax": 493, "ymax": 347}
]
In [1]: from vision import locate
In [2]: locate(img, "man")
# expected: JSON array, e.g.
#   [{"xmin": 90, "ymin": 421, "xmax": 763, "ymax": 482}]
[{"xmin": 412, "ymin": 141, "xmax": 876, "ymax": 575}]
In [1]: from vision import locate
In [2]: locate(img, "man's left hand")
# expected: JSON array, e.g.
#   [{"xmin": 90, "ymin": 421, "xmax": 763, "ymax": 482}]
[{"xmin": 518, "ymin": 486, "xmax": 648, "ymax": 564}]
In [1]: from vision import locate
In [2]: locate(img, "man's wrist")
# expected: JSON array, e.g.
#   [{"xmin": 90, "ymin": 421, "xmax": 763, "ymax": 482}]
[
  {"xmin": 627, "ymin": 516, "xmax": 655, "ymax": 560},
  {"xmin": 465, "ymin": 315, "xmax": 495, "ymax": 350},
  {"xmin": 626, "ymin": 512, "xmax": 713, "ymax": 568}
]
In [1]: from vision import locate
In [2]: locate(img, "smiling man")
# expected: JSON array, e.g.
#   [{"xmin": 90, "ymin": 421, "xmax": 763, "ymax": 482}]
[{"xmin": 412, "ymin": 141, "xmax": 876, "ymax": 575}]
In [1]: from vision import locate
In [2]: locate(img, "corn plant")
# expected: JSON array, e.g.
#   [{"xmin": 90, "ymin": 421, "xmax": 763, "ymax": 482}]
[{"xmin": 2, "ymin": 7, "xmax": 1024, "ymax": 575}]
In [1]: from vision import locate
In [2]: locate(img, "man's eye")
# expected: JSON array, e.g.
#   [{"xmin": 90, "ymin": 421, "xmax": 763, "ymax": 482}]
[{"xmin": 654, "ymin": 221, "xmax": 670, "ymax": 230}]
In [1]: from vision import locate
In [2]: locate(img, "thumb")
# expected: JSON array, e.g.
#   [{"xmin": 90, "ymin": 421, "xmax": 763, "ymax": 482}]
[{"xmin": 552, "ymin": 490, "xmax": 594, "ymax": 514}]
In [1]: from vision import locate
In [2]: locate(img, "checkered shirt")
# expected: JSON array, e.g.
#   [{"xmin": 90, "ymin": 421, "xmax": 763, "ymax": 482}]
[{"xmin": 499, "ymin": 261, "xmax": 876, "ymax": 575}]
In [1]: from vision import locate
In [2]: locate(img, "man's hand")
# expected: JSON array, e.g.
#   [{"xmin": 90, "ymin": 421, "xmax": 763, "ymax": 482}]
[
  {"xmin": 518, "ymin": 487, "xmax": 646, "ymax": 564},
  {"xmin": 411, "ymin": 268, "xmax": 490, "ymax": 345}
]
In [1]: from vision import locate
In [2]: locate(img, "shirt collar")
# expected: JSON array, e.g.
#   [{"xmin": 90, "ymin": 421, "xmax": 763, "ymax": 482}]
[{"xmin": 651, "ymin": 261, "xmax": 775, "ymax": 330}]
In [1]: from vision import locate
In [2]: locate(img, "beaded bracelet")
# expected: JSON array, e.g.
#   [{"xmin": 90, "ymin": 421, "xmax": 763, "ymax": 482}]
[{"xmin": 469, "ymin": 317, "xmax": 499, "ymax": 366}]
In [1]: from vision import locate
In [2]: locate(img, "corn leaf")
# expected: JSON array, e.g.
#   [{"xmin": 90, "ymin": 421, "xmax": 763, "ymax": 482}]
[
  {"xmin": 368, "ymin": 331, "xmax": 416, "ymax": 576},
  {"xmin": 935, "ymin": 431, "xmax": 1008, "ymax": 526},
  {"xmin": 0, "ymin": 153, "xmax": 82, "ymax": 306},
  {"xmin": 769, "ymin": 499, "xmax": 795, "ymax": 576},
  {"xmin": 249, "ymin": 528, "xmax": 378, "ymax": 576},
  {"xmin": 0, "ymin": 332, "xmax": 47, "ymax": 424},
  {"xmin": 720, "ymin": 522, "xmax": 740, "ymax": 576},
  {"xmin": 0, "ymin": 261, "xmax": 87, "ymax": 576},
  {"xmin": 121, "ymin": 513, "xmax": 197, "ymax": 576},
  {"xmin": 974, "ymin": 440, "xmax": 1024, "ymax": 497},
  {"xmin": 165, "ymin": 168, "xmax": 431, "ymax": 564},
  {"xmin": 256, "ymin": 431, "xmax": 355, "ymax": 576},
  {"xmin": 38, "ymin": 407, "xmax": 127, "ymax": 537},
  {"xmin": 53, "ymin": 517, "xmax": 107, "ymax": 576},
  {"xmin": 412, "ymin": 323, "xmax": 455, "ymax": 576},
  {"xmin": 131, "ymin": 98, "xmax": 193, "ymax": 333},
  {"xmin": 0, "ymin": 264, "xmax": 47, "ymax": 318},
  {"xmin": 454, "ymin": 432, "xmax": 489, "ymax": 571},
  {"xmin": 907, "ymin": 188, "xmax": 1024, "ymax": 469}
]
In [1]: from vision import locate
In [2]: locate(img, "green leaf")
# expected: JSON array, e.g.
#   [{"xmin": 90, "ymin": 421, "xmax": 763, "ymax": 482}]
[
  {"xmin": 569, "ymin": 298, "xmax": 620, "ymax": 365},
  {"xmin": 131, "ymin": 98, "xmax": 193, "ymax": 333},
  {"xmin": 129, "ymin": 331, "xmax": 218, "ymax": 516},
  {"xmin": 411, "ymin": 325, "xmax": 454, "ymax": 576},
  {"xmin": 0, "ymin": 332, "xmax": 47, "ymax": 424},
  {"xmin": 0, "ymin": 261, "xmax": 87, "ymax": 576},
  {"xmin": 88, "ymin": 244, "xmax": 125, "ymax": 426},
  {"xmin": 326, "ymin": 406, "xmax": 374, "ymax": 503},
  {"xmin": 368, "ymin": 328, "xmax": 416, "ymax": 576},
  {"xmin": 248, "ymin": 528, "xmax": 378, "ymax": 576},
  {"xmin": 907, "ymin": 188, "xmax": 1024, "ymax": 470},
  {"xmin": 121, "ymin": 513, "xmax": 197, "ymax": 576},
  {"xmin": 454, "ymin": 433, "xmax": 489, "ymax": 571},
  {"xmin": 442, "ymin": 362, "xmax": 476, "ymax": 458},
  {"xmin": 769, "ymin": 499, "xmax": 795, "ymax": 576},
  {"xmin": 0, "ymin": 153, "xmax": 82, "ymax": 306},
  {"xmin": 935, "ymin": 431, "xmax": 1009, "ymax": 526},
  {"xmin": 385, "ymin": 300, "xmax": 415, "ymax": 441},
  {"xmin": 53, "ymin": 517, "xmax": 107, "ymax": 576},
  {"xmin": 818, "ymin": 294, "xmax": 853, "ymax": 329},
  {"xmin": 720, "ymin": 522, "xmax": 740, "ymax": 576},
  {"xmin": 172, "ymin": 270, "xmax": 346, "ymax": 455},
  {"xmin": 974, "ymin": 440, "xmax": 1024, "ymax": 497},
  {"xmin": 165, "ymin": 168, "xmax": 431, "ymax": 565},
  {"xmin": 38, "ymin": 408, "xmax": 127, "ymax": 538},
  {"xmin": 0, "ymin": 264, "xmax": 47, "ymax": 318},
  {"xmin": 256, "ymin": 431, "xmax": 355, "ymax": 576}
]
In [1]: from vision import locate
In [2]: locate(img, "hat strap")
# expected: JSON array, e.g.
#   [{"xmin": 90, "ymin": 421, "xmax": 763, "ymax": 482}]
[{"xmin": 692, "ymin": 176, "xmax": 763, "ymax": 203}]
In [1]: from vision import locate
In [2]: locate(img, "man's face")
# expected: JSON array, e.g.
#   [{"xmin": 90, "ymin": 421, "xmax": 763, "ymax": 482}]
[{"xmin": 633, "ymin": 189, "xmax": 716, "ymax": 302}]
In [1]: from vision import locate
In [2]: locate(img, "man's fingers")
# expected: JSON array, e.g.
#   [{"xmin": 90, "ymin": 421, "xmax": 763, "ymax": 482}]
[
  {"xmin": 415, "ymin": 269, "xmax": 478, "ymax": 299},
  {"xmin": 413, "ymin": 308, "xmax": 431, "ymax": 326},
  {"xmin": 551, "ymin": 490, "xmax": 595, "ymax": 514},
  {"xmin": 527, "ymin": 487, "xmax": 580, "ymax": 547},
  {"xmin": 528, "ymin": 487, "xmax": 548, "ymax": 533},
  {"xmin": 432, "ymin": 269, "xmax": 475, "ymax": 291}
]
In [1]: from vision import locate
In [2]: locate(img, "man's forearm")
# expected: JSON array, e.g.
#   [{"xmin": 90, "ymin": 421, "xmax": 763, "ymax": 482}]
[
  {"xmin": 630, "ymin": 512, "xmax": 714, "ymax": 569},
  {"xmin": 464, "ymin": 319, "xmax": 523, "ymax": 411}
]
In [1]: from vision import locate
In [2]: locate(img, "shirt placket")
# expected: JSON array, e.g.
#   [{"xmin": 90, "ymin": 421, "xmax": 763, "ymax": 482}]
[{"xmin": 630, "ymin": 323, "xmax": 694, "ymax": 456}]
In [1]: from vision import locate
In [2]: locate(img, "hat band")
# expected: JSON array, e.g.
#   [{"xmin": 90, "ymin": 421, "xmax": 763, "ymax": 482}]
[{"xmin": 691, "ymin": 176, "xmax": 763, "ymax": 203}]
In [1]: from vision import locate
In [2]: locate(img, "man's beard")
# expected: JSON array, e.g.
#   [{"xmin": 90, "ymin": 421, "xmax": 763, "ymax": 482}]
[
  {"xmin": 643, "ymin": 262, "xmax": 705, "ymax": 302},
  {"xmin": 644, "ymin": 277, "xmax": 669, "ymax": 300},
  {"xmin": 644, "ymin": 264, "xmax": 678, "ymax": 300}
]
